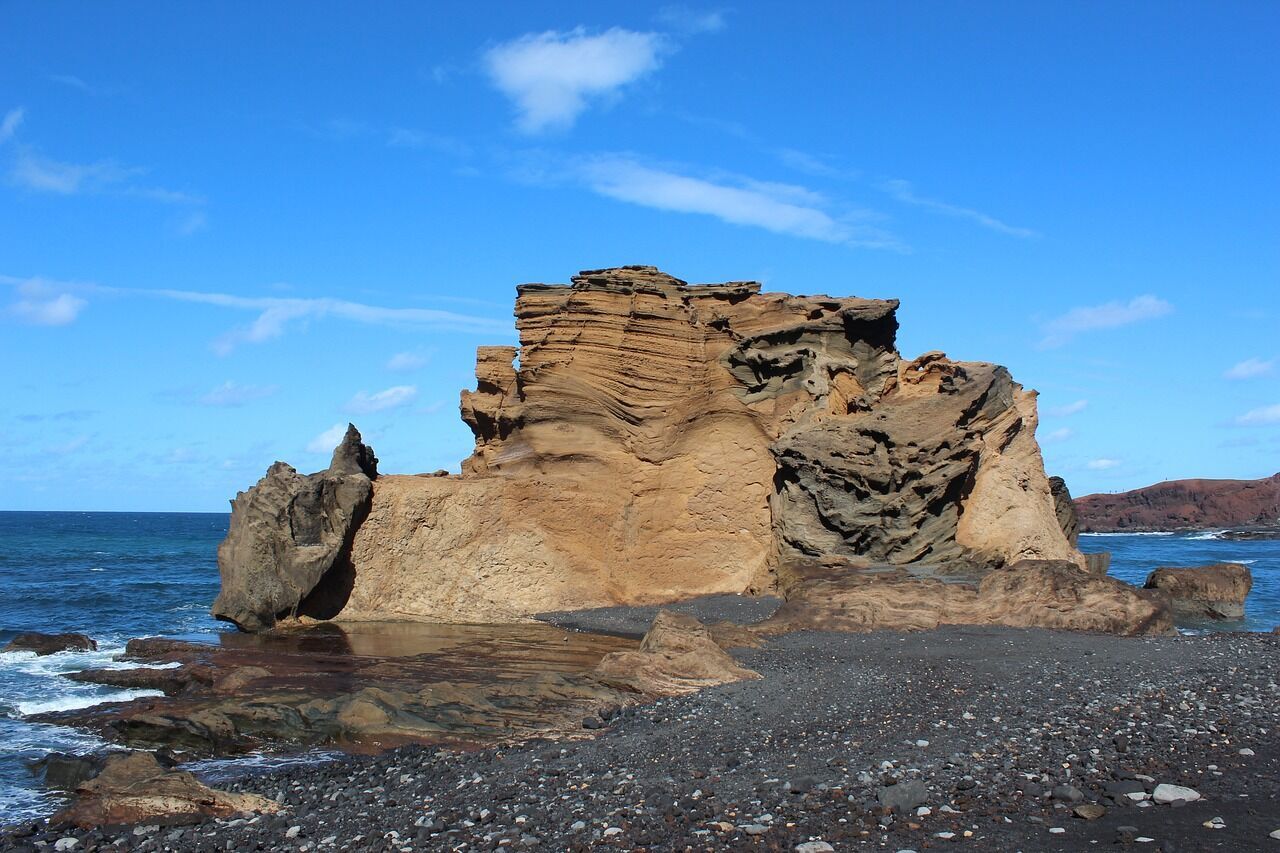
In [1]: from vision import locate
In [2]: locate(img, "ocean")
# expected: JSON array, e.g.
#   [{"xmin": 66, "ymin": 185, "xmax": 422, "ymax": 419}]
[{"xmin": 0, "ymin": 512, "xmax": 1277, "ymax": 824}]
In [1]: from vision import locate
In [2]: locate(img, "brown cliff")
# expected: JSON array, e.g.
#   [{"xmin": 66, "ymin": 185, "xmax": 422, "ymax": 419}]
[
  {"xmin": 216, "ymin": 266, "xmax": 1123, "ymax": 631},
  {"xmin": 1076, "ymin": 473, "xmax": 1280, "ymax": 532}
]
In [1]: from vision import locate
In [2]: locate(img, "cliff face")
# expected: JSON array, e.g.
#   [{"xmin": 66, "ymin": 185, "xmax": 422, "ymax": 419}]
[
  {"xmin": 217, "ymin": 266, "xmax": 1086, "ymax": 627},
  {"xmin": 1076, "ymin": 473, "xmax": 1280, "ymax": 532}
]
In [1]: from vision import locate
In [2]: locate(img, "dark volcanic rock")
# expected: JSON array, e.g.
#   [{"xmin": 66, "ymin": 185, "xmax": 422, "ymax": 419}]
[
  {"xmin": 1075, "ymin": 472, "xmax": 1280, "ymax": 532},
  {"xmin": 2, "ymin": 632, "xmax": 96, "ymax": 656},
  {"xmin": 1143, "ymin": 563, "xmax": 1253, "ymax": 620},
  {"xmin": 1049, "ymin": 476, "xmax": 1080, "ymax": 546},
  {"xmin": 31, "ymin": 752, "xmax": 108, "ymax": 791},
  {"xmin": 211, "ymin": 424, "xmax": 378, "ymax": 632}
]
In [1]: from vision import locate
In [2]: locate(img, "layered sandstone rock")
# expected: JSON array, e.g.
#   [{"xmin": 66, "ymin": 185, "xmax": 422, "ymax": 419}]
[
  {"xmin": 212, "ymin": 425, "xmax": 377, "ymax": 631},
  {"xmin": 1144, "ymin": 563, "xmax": 1253, "ymax": 620},
  {"xmin": 218, "ymin": 266, "xmax": 1090, "ymax": 630},
  {"xmin": 51, "ymin": 751, "xmax": 278, "ymax": 828},
  {"xmin": 593, "ymin": 611, "xmax": 761, "ymax": 695},
  {"xmin": 760, "ymin": 558, "xmax": 1172, "ymax": 636}
]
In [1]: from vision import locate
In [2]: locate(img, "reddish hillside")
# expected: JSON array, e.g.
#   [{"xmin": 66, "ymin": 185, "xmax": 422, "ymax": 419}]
[{"xmin": 1075, "ymin": 473, "xmax": 1280, "ymax": 532}]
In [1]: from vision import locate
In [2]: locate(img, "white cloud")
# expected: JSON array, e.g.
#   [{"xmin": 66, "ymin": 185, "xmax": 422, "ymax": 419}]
[
  {"xmin": 1040, "ymin": 295, "xmax": 1172, "ymax": 347},
  {"xmin": 1224, "ymin": 357, "xmax": 1274, "ymax": 380},
  {"xmin": 0, "ymin": 107, "xmax": 23, "ymax": 144},
  {"xmin": 306, "ymin": 423, "xmax": 348, "ymax": 454},
  {"xmin": 5, "ymin": 278, "xmax": 87, "ymax": 325},
  {"xmin": 1046, "ymin": 399, "xmax": 1088, "ymax": 417},
  {"xmin": 146, "ymin": 288, "xmax": 509, "ymax": 354},
  {"xmin": 386, "ymin": 351, "xmax": 428, "ymax": 371},
  {"xmin": 578, "ymin": 156, "xmax": 905, "ymax": 249},
  {"xmin": 655, "ymin": 6, "xmax": 726, "ymax": 33},
  {"xmin": 1042, "ymin": 427, "xmax": 1074, "ymax": 442},
  {"xmin": 484, "ymin": 27, "xmax": 667, "ymax": 133},
  {"xmin": 47, "ymin": 435, "xmax": 89, "ymax": 455},
  {"xmin": 198, "ymin": 381, "xmax": 280, "ymax": 407},
  {"xmin": 346, "ymin": 385, "xmax": 417, "ymax": 414},
  {"xmin": 881, "ymin": 179, "xmax": 1038, "ymax": 238},
  {"xmin": 49, "ymin": 74, "xmax": 92, "ymax": 92},
  {"xmin": 1235, "ymin": 404, "xmax": 1280, "ymax": 426},
  {"xmin": 10, "ymin": 152, "xmax": 137, "ymax": 194},
  {"xmin": 1086, "ymin": 458, "xmax": 1121, "ymax": 470},
  {"xmin": 2, "ymin": 274, "xmax": 509, "ymax": 352},
  {"xmin": 176, "ymin": 211, "xmax": 208, "ymax": 236}
]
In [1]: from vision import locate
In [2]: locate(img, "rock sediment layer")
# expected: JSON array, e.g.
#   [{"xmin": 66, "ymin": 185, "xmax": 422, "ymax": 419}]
[{"xmin": 214, "ymin": 266, "xmax": 1159, "ymax": 633}]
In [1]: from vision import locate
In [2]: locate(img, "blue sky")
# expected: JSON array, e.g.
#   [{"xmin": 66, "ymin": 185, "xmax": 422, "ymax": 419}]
[{"xmin": 1, "ymin": 1, "xmax": 1277, "ymax": 511}]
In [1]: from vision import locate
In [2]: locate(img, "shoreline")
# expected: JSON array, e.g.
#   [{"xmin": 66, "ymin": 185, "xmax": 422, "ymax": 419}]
[{"xmin": 4, "ymin": 624, "xmax": 1278, "ymax": 851}]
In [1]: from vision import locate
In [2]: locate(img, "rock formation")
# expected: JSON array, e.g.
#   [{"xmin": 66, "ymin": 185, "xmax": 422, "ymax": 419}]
[
  {"xmin": 1075, "ymin": 473, "xmax": 1280, "ymax": 532},
  {"xmin": 216, "ymin": 266, "xmax": 1125, "ymax": 631},
  {"xmin": 593, "ymin": 611, "xmax": 761, "ymax": 695},
  {"xmin": 211, "ymin": 424, "xmax": 377, "ymax": 632},
  {"xmin": 1143, "ymin": 563, "xmax": 1253, "ymax": 621},
  {"xmin": 2, "ymin": 632, "xmax": 96, "ymax": 655},
  {"xmin": 51, "ymin": 751, "xmax": 278, "ymax": 828},
  {"xmin": 1049, "ymin": 476, "xmax": 1080, "ymax": 547},
  {"xmin": 759, "ymin": 558, "xmax": 1173, "ymax": 636}
]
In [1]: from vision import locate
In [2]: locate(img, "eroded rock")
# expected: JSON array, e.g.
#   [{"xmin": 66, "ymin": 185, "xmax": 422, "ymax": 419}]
[
  {"xmin": 240, "ymin": 266, "xmax": 1083, "ymax": 628},
  {"xmin": 593, "ymin": 611, "xmax": 761, "ymax": 695},
  {"xmin": 211, "ymin": 424, "xmax": 377, "ymax": 632},
  {"xmin": 3, "ymin": 632, "xmax": 96, "ymax": 656},
  {"xmin": 1143, "ymin": 563, "xmax": 1252, "ymax": 620},
  {"xmin": 50, "ymin": 751, "xmax": 278, "ymax": 828}
]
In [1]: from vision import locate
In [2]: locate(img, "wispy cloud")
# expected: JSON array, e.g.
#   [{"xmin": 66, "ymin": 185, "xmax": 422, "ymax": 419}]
[
  {"xmin": 881, "ymin": 179, "xmax": 1038, "ymax": 238},
  {"xmin": 10, "ymin": 151, "xmax": 138, "ymax": 194},
  {"xmin": 199, "ymin": 381, "xmax": 280, "ymax": 407},
  {"xmin": 576, "ymin": 155, "xmax": 905, "ymax": 249},
  {"xmin": 776, "ymin": 148, "xmax": 860, "ymax": 181},
  {"xmin": 49, "ymin": 74, "xmax": 93, "ymax": 92},
  {"xmin": 1042, "ymin": 427, "xmax": 1074, "ymax": 443},
  {"xmin": 484, "ymin": 27, "xmax": 668, "ymax": 133},
  {"xmin": 15, "ymin": 409, "xmax": 97, "ymax": 423},
  {"xmin": 175, "ymin": 211, "xmax": 208, "ymax": 236},
  {"xmin": 1224, "ymin": 357, "xmax": 1274, "ymax": 380},
  {"xmin": 1234, "ymin": 404, "xmax": 1280, "ymax": 427},
  {"xmin": 2, "ymin": 273, "xmax": 509, "ymax": 351},
  {"xmin": 655, "ymin": 6, "xmax": 727, "ymax": 34},
  {"xmin": 4, "ymin": 277, "xmax": 87, "ymax": 325},
  {"xmin": 345, "ymin": 385, "xmax": 417, "ymax": 414},
  {"xmin": 1039, "ymin": 295, "xmax": 1172, "ymax": 348},
  {"xmin": 151, "ymin": 290, "xmax": 509, "ymax": 355},
  {"xmin": 0, "ymin": 107, "xmax": 23, "ymax": 144},
  {"xmin": 1046, "ymin": 399, "xmax": 1088, "ymax": 417},
  {"xmin": 306, "ymin": 423, "xmax": 348, "ymax": 454},
  {"xmin": 386, "ymin": 351, "xmax": 428, "ymax": 372},
  {"xmin": 1086, "ymin": 458, "xmax": 1121, "ymax": 470},
  {"xmin": 47, "ymin": 435, "xmax": 90, "ymax": 455}
]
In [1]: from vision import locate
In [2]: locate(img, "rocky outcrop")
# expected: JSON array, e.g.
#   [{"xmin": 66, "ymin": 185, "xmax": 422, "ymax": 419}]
[
  {"xmin": 2, "ymin": 632, "xmax": 96, "ymax": 655},
  {"xmin": 1143, "ymin": 563, "xmax": 1253, "ymax": 620},
  {"xmin": 1049, "ymin": 476, "xmax": 1080, "ymax": 546},
  {"xmin": 759, "ymin": 558, "xmax": 1173, "ymax": 636},
  {"xmin": 1076, "ymin": 473, "xmax": 1280, "ymax": 532},
  {"xmin": 593, "ymin": 611, "xmax": 761, "ymax": 695},
  {"xmin": 218, "ymin": 266, "xmax": 1083, "ymax": 630},
  {"xmin": 212, "ymin": 424, "xmax": 377, "ymax": 632},
  {"xmin": 51, "ymin": 751, "xmax": 278, "ymax": 828}
]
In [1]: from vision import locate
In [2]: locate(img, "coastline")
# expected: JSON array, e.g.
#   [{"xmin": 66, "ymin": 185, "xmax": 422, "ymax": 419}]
[{"xmin": 5, "ymin": 625, "xmax": 1277, "ymax": 851}]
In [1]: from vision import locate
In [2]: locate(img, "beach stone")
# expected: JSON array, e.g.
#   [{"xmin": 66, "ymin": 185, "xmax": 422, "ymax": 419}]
[
  {"xmin": 54, "ymin": 839, "xmax": 79, "ymax": 851},
  {"xmin": 878, "ymin": 779, "xmax": 928, "ymax": 813},
  {"xmin": 1052, "ymin": 783, "xmax": 1084, "ymax": 803},
  {"xmin": 1073, "ymin": 804, "xmax": 1106, "ymax": 820},
  {"xmin": 2, "ymin": 632, "xmax": 96, "ymax": 656},
  {"xmin": 795, "ymin": 843, "xmax": 834, "ymax": 853},
  {"xmin": 1153, "ymin": 783, "xmax": 1200, "ymax": 804},
  {"xmin": 1269, "ymin": 829, "xmax": 1280, "ymax": 840}
]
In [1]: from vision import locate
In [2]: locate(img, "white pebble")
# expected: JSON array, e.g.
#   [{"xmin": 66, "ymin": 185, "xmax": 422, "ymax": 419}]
[
  {"xmin": 916, "ymin": 806, "xmax": 931, "ymax": 816},
  {"xmin": 1239, "ymin": 748, "xmax": 1255, "ymax": 756},
  {"xmin": 1048, "ymin": 827, "xmax": 1065, "ymax": 834},
  {"xmin": 285, "ymin": 826, "xmax": 301, "ymax": 839}
]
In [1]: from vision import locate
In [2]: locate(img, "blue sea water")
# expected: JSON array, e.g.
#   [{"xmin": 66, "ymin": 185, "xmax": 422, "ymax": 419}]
[{"xmin": 0, "ymin": 512, "xmax": 1277, "ymax": 824}]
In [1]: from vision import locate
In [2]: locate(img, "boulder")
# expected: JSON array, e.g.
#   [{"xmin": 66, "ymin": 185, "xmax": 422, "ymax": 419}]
[
  {"xmin": 211, "ymin": 424, "xmax": 377, "ymax": 632},
  {"xmin": 51, "ymin": 751, "xmax": 278, "ymax": 828},
  {"xmin": 1143, "ymin": 563, "xmax": 1252, "ymax": 620},
  {"xmin": 2, "ymin": 632, "xmax": 96, "ymax": 655},
  {"xmin": 226, "ymin": 267, "xmax": 1080, "ymax": 629},
  {"xmin": 593, "ymin": 610, "xmax": 761, "ymax": 695},
  {"xmin": 31, "ymin": 752, "xmax": 109, "ymax": 791}
]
